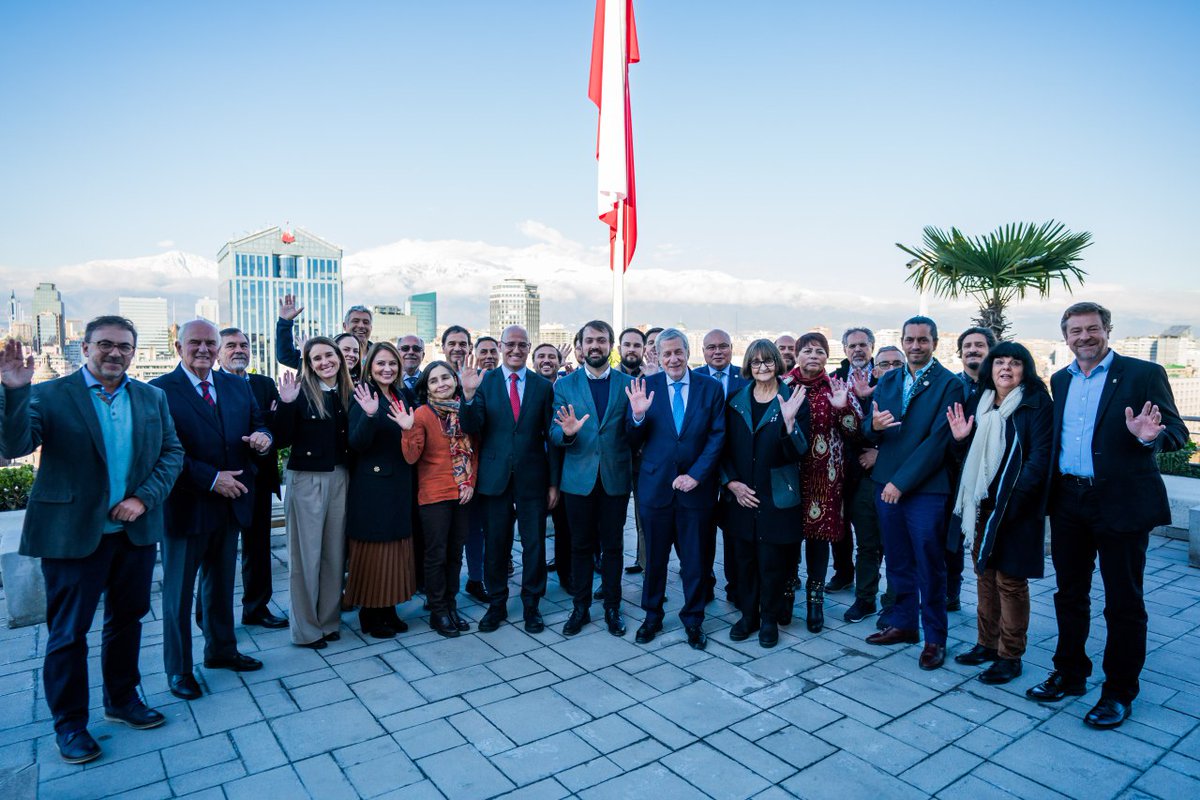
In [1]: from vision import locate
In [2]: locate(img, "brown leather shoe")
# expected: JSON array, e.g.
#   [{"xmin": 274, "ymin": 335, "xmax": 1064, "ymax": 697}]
[
  {"xmin": 919, "ymin": 643, "xmax": 946, "ymax": 670},
  {"xmin": 866, "ymin": 626, "xmax": 920, "ymax": 646}
]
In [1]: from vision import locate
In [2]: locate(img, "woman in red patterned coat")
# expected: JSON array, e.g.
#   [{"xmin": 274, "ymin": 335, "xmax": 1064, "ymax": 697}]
[{"xmin": 783, "ymin": 332, "xmax": 863, "ymax": 632}]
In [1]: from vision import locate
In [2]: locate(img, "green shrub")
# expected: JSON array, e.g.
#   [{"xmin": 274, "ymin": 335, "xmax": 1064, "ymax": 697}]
[
  {"xmin": 0, "ymin": 465, "xmax": 34, "ymax": 511},
  {"xmin": 1158, "ymin": 439, "xmax": 1200, "ymax": 479}
]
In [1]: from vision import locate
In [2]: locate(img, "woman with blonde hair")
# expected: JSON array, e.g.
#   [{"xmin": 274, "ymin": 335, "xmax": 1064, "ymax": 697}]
[{"xmin": 275, "ymin": 336, "xmax": 354, "ymax": 649}]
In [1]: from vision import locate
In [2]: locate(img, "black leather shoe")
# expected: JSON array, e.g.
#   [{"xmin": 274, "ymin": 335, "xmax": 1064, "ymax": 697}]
[
  {"xmin": 843, "ymin": 599, "xmax": 877, "ymax": 623},
  {"xmin": 384, "ymin": 607, "xmax": 410, "ymax": 633},
  {"xmin": 563, "ymin": 607, "xmax": 591, "ymax": 636},
  {"xmin": 1026, "ymin": 671, "xmax": 1087, "ymax": 702},
  {"xmin": 295, "ymin": 638, "xmax": 327, "ymax": 650},
  {"xmin": 625, "ymin": 564, "xmax": 643, "ymax": 574},
  {"xmin": 449, "ymin": 610, "xmax": 471, "ymax": 632},
  {"xmin": 919, "ymin": 643, "xmax": 946, "ymax": 670},
  {"xmin": 104, "ymin": 700, "xmax": 166, "ymax": 730},
  {"xmin": 980, "ymin": 657, "xmax": 1022, "ymax": 685},
  {"xmin": 685, "ymin": 625, "xmax": 708, "ymax": 651},
  {"xmin": 758, "ymin": 621, "xmax": 779, "ymax": 649},
  {"xmin": 465, "ymin": 580, "xmax": 489, "ymax": 603},
  {"xmin": 478, "ymin": 606, "xmax": 507, "ymax": 632},
  {"xmin": 169, "ymin": 673, "xmax": 203, "ymax": 700},
  {"xmin": 954, "ymin": 644, "xmax": 999, "ymax": 666},
  {"xmin": 1084, "ymin": 696, "xmax": 1132, "ymax": 729},
  {"xmin": 946, "ymin": 596, "xmax": 962, "ymax": 612},
  {"xmin": 635, "ymin": 620, "xmax": 662, "ymax": 644},
  {"xmin": 431, "ymin": 613, "xmax": 461, "ymax": 638},
  {"xmin": 825, "ymin": 572, "xmax": 854, "ymax": 592},
  {"xmin": 242, "ymin": 611, "xmax": 288, "ymax": 629},
  {"xmin": 56, "ymin": 729, "xmax": 101, "ymax": 764},
  {"xmin": 524, "ymin": 610, "xmax": 545, "ymax": 634},
  {"xmin": 604, "ymin": 608, "xmax": 626, "ymax": 637},
  {"xmin": 729, "ymin": 617, "xmax": 760, "ymax": 642},
  {"xmin": 204, "ymin": 653, "xmax": 263, "ymax": 672}
]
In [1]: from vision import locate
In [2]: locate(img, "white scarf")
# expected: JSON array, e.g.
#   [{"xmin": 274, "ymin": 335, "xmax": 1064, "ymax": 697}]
[{"xmin": 955, "ymin": 386, "xmax": 1024, "ymax": 541}]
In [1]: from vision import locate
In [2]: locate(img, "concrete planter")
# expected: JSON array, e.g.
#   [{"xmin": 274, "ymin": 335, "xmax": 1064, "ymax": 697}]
[{"xmin": 0, "ymin": 510, "xmax": 46, "ymax": 628}]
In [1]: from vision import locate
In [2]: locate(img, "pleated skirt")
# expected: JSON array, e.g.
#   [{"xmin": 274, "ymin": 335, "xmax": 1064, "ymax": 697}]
[{"xmin": 343, "ymin": 538, "xmax": 416, "ymax": 608}]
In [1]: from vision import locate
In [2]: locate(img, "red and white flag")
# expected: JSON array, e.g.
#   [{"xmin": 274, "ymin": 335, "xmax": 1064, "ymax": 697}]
[{"xmin": 588, "ymin": 0, "xmax": 638, "ymax": 272}]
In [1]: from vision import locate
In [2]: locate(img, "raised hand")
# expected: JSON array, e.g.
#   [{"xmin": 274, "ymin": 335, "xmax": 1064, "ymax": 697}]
[
  {"xmin": 278, "ymin": 293, "xmax": 304, "ymax": 321},
  {"xmin": 1125, "ymin": 401, "xmax": 1165, "ymax": 443},
  {"xmin": 872, "ymin": 401, "xmax": 900, "ymax": 432},
  {"xmin": 278, "ymin": 372, "xmax": 300, "ymax": 404},
  {"xmin": 945, "ymin": 403, "xmax": 975, "ymax": 441},
  {"xmin": 458, "ymin": 353, "xmax": 484, "ymax": 399},
  {"xmin": 555, "ymin": 404, "xmax": 591, "ymax": 436},
  {"xmin": 0, "ymin": 339, "xmax": 34, "ymax": 388},
  {"xmin": 353, "ymin": 383, "xmax": 379, "ymax": 416},
  {"xmin": 726, "ymin": 480, "xmax": 760, "ymax": 509},
  {"xmin": 829, "ymin": 377, "xmax": 850, "ymax": 409},
  {"xmin": 778, "ymin": 385, "xmax": 807, "ymax": 431},
  {"xmin": 849, "ymin": 371, "xmax": 874, "ymax": 400},
  {"xmin": 625, "ymin": 377, "xmax": 655, "ymax": 419},
  {"xmin": 387, "ymin": 398, "xmax": 415, "ymax": 430},
  {"xmin": 242, "ymin": 431, "xmax": 272, "ymax": 453}
]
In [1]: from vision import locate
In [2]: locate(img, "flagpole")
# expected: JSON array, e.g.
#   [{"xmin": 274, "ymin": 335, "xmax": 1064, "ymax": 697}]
[{"xmin": 613, "ymin": 199, "xmax": 625, "ymax": 332}]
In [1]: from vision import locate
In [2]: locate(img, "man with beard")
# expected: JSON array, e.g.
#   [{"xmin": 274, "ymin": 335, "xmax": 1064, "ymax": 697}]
[
  {"xmin": 827, "ymin": 327, "xmax": 876, "ymax": 592},
  {"xmin": 618, "ymin": 328, "xmax": 646, "ymax": 377},
  {"xmin": 956, "ymin": 327, "xmax": 995, "ymax": 398},
  {"xmin": 475, "ymin": 336, "xmax": 500, "ymax": 371},
  {"xmin": 775, "ymin": 334, "xmax": 797, "ymax": 373},
  {"xmin": 398, "ymin": 335, "xmax": 425, "ymax": 393},
  {"xmin": 642, "ymin": 327, "xmax": 664, "ymax": 376},
  {"xmin": 440, "ymin": 326, "xmax": 472, "ymax": 370},
  {"xmin": 551, "ymin": 321, "xmax": 635, "ymax": 637},
  {"xmin": 275, "ymin": 295, "xmax": 373, "ymax": 370},
  {"xmin": 218, "ymin": 328, "xmax": 288, "ymax": 629}
]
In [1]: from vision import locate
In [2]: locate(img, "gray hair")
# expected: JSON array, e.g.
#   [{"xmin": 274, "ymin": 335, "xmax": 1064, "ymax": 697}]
[
  {"xmin": 343, "ymin": 305, "xmax": 373, "ymax": 324},
  {"xmin": 841, "ymin": 327, "xmax": 875, "ymax": 348},
  {"xmin": 655, "ymin": 327, "xmax": 689, "ymax": 357}
]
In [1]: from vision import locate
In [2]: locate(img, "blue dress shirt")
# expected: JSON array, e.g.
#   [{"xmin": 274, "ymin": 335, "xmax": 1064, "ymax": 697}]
[{"xmin": 1058, "ymin": 349, "xmax": 1116, "ymax": 478}]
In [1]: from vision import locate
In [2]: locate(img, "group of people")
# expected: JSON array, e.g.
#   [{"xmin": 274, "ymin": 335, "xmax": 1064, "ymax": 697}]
[{"xmin": 0, "ymin": 296, "xmax": 1187, "ymax": 765}]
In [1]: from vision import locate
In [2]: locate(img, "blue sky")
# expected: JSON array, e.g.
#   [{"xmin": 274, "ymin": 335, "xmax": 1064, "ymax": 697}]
[{"xmin": 2, "ymin": 1, "xmax": 1197, "ymax": 331}]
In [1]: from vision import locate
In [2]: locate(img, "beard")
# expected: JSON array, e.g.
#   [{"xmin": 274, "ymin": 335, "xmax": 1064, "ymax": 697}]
[{"xmin": 585, "ymin": 352, "xmax": 609, "ymax": 368}]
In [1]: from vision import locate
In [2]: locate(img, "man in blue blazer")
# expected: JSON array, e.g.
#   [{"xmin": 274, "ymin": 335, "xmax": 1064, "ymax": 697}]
[
  {"xmin": 152, "ymin": 321, "xmax": 273, "ymax": 701},
  {"xmin": 460, "ymin": 325, "xmax": 560, "ymax": 634},
  {"xmin": 626, "ymin": 328, "xmax": 726, "ymax": 650},
  {"xmin": 550, "ymin": 321, "xmax": 634, "ymax": 637},
  {"xmin": 1, "ymin": 318, "xmax": 183, "ymax": 764},
  {"xmin": 861, "ymin": 316, "xmax": 964, "ymax": 670}
]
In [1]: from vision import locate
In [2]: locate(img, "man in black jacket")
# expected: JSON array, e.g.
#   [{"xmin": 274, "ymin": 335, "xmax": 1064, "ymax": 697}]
[
  {"xmin": 218, "ymin": 328, "xmax": 287, "ymax": 629},
  {"xmin": 275, "ymin": 294, "xmax": 373, "ymax": 370},
  {"xmin": 1026, "ymin": 302, "xmax": 1188, "ymax": 729},
  {"xmin": 829, "ymin": 326, "xmax": 876, "ymax": 592}
]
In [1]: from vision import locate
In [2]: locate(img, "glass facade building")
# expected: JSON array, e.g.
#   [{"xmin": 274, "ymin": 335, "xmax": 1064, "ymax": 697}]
[
  {"xmin": 408, "ymin": 292, "xmax": 437, "ymax": 343},
  {"xmin": 489, "ymin": 279, "xmax": 540, "ymax": 344},
  {"xmin": 217, "ymin": 227, "xmax": 343, "ymax": 378}
]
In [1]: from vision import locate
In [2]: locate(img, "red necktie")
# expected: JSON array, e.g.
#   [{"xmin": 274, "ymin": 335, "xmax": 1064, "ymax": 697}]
[
  {"xmin": 199, "ymin": 380, "xmax": 215, "ymax": 407},
  {"xmin": 508, "ymin": 373, "xmax": 521, "ymax": 421}
]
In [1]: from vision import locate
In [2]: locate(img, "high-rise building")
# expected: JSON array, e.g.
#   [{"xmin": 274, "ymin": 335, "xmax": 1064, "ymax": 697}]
[
  {"xmin": 408, "ymin": 292, "xmax": 437, "ymax": 343},
  {"xmin": 371, "ymin": 305, "xmax": 420, "ymax": 343},
  {"xmin": 195, "ymin": 296, "xmax": 220, "ymax": 324},
  {"xmin": 489, "ymin": 279, "xmax": 540, "ymax": 343},
  {"xmin": 539, "ymin": 323, "xmax": 572, "ymax": 350},
  {"xmin": 119, "ymin": 297, "xmax": 171, "ymax": 357},
  {"xmin": 217, "ymin": 226, "xmax": 343, "ymax": 377},
  {"xmin": 33, "ymin": 282, "xmax": 65, "ymax": 351}
]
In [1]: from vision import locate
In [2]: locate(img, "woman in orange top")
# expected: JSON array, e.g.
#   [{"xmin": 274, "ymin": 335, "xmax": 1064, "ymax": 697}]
[{"xmin": 393, "ymin": 360, "xmax": 478, "ymax": 638}]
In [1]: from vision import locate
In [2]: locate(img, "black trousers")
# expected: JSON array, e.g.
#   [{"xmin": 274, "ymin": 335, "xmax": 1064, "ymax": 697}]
[
  {"xmin": 732, "ymin": 537, "xmax": 790, "ymax": 624},
  {"xmin": 240, "ymin": 482, "xmax": 275, "ymax": 618},
  {"xmin": 1050, "ymin": 478, "xmax": 1150, "ymax": 703},
  {"xmin": 551, "ymin": 501, "xmax": 573, "ymax": 594},
  {"xmin": 783, "ymin": 539, "xmax": 831, "ymax": 584},
  {"xmin": 41, "ymin": 532, "xmax": 156, "ymax": 734},
  {"xmin": 832, "ymin": 521, "xmax": 854, "ymax": 578},
  {"xmin": 566, "ymin": 486, "xmax": 629, "ymax": 611},
  {"xmin": 481, "ymin": 480, "xmax": 547, "ymax": 611},
  {"xmin": 161, "ymin": 525, "xmax": 240, "ymax": 675},
  {"xmin": 640, "ymin": 502, "xmax": 711, "ymax": 627},
  {"xmin": 848, "ymin": 477, "xmax": 888, "ymax": 605},
  {"xmin": 419, "ymin": 500, "xmax": 469, "ymax": 615},
  {"xmin": 411, "ymin": 471, "xmax": 426, "ymax": 588}
]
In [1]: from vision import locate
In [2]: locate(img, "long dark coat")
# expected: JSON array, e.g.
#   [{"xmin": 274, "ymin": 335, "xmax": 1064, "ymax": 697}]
[{"xmin": 345, "ymin": 388, "xmax": 414, "ymax": 543}]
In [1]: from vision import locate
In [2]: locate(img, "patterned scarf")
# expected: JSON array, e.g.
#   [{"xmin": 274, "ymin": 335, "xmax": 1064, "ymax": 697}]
[{"xmin": 429, "ymin": 397, "xmax": 474, "ymax": 487}]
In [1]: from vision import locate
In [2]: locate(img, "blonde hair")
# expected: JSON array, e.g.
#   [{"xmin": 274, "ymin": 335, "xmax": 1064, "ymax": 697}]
[{"xmin": 299, "ymin": 336, "xmax": 354, "ymax": 418}]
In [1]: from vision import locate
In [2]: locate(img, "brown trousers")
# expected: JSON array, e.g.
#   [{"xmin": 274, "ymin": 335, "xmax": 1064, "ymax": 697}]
[{"xmin": 973, "ymin": 533, "xmax": 1030, "ymax": 658}]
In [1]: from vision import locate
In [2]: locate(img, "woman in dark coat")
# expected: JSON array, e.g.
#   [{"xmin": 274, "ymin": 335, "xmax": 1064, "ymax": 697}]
[
  {"xmin": 946, "ymin": 341, "xmax": 1053, "ymax": 684},
  {"xmin": 345, "ymin": 342, "xmax": 418, "ymax": 638},
  {"xmin": 720, "ymin": 339, "xmax": 810, "ymax": 648}
]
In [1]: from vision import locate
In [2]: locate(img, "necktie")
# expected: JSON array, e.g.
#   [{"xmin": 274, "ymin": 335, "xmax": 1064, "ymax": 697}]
[
  {"xmin": 199, "ymin": 380, "xmax": 215, "ymax": 408},
  {"xmin": 671, "ymin": 382, "xmax": 686, "ymax": 434},
  {"xmin": 508, "ymin": 373, "xmax": 521, "ymax": 421},
  {"xmin": 714, "ymin": 370, "xmax": 727, "ymax": 397}
]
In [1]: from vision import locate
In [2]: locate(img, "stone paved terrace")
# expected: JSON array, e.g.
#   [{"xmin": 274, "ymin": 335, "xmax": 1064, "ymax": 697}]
[{"xmin": 3, "ymin": 514, "xmax": 1200, "ymax": 800}]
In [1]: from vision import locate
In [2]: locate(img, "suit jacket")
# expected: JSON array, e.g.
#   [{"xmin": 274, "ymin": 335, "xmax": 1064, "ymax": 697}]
[
  {"xmin": 246, "ymin": 372, "xmax": 282, "ymax": 498},
  {"xmin": 1, "ymin": 371, "xmax": 184, "ymax": 559},
  {"xmin": 151, "ymin": 365, "xmax": 270, "ymax": 536},
  {"xmin": 548, "ymin": 368, "xmax": 634, "ymax": 496},
  {"xmin": 461, "ymin": 367, "xmax": 560, "ymax": 498},
  {"xmin": 1049, "ymin": 352, "xmax": 1188, "ymax": 532},
  {"xmin": 834, "ymin": 361, "xmax": 877, "ymax": 485},
  {"xmin": 695, "ymin": 364, "xmax": 748, "ymax": 399},
  {"xmin": 863, "ymin": 359, "xmax": 964, "ymax": 495},
  {"xmin": 626, "ymin": 369, "xmax": 726, "ymax": 510}
]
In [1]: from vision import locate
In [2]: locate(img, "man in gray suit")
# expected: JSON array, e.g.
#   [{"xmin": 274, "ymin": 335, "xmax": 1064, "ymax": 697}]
[
  {"xmin": 0, "ymin": 318, "xmax": 184, "ymax": 764},
  {"xmin": 550, "ymin": 321, "xmax": 634, "ymax": 637}
]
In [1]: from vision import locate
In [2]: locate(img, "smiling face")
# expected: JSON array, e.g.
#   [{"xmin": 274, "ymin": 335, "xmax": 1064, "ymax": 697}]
[
  {"xmin": 443, "ymin": 332, "xmax": 470, "ymax": 367},
  {"xmin": 369, "ymin": 349, "xmax": 399, "ymax": 390},
  {"xmin": 176, "ymin": 321, "xmax": 219, "ymax": 379},
  {"xmin": 774, "ymin": 335, "xmax": 796, "ymax": 371},
  {"xmin": 902, "ymin": 323, "xmax": 936, "ymax": 370},
  {"xmin": 219, "ymin": 331, "xmax": 251, "ymax": 374},
  {"xmin": 398, "ymin": 336, "xmax": 424, "ymax": 375},
  {"xmin": 475, "ymin": 339, "xmax": 500, "ymax": 370},
  {"xmin": 425, "ymin": 364, "xmax": 458, "ymax": 401},
  {"xmin": 644, "ymin": 332, "xmax": 659, "ymax": 366},
  {"xmin": 308, "ymin": 343, "xmax": 342, "ymax": 385},
  {"xmin": 581, "ymin": 326, "xmax": 612, "ymax": 369},
  {"xmin": 991, "ymin": 355, "xmax": 1024, "ymax": 397},
  {"xmin": 336, "ymin": 336, "xmax": 360, "ymax": 369},
  {"xmin": 343, "ymin": 310, "xmax": 373, "ymax": 345},
  {"xmin": 658, "ymin": 335, "xmax": 689, "ymax": 381},
  {"xmin": 702, "ymin": 330, "xmax": 732, "ymax": 370},
  {"xmin": 960, "ymin": 332, "xmax": 991, "ymax": 372},
  {"xmin": 532, "ymin": 345, "xmax": 560, "ymax": 379},
  {"xmin": 500, "ymin": 326, "xmax": 530, "ymax": 370},
  {"xmin": 1064, "ymin": 311, "xmax": 1110, "ymax": 366}
]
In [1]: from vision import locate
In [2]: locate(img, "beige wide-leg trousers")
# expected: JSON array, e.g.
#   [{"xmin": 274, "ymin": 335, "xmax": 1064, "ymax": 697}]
[{"xmin": 286, "ymin": 467, "xmax": 349, "ymax": 645}]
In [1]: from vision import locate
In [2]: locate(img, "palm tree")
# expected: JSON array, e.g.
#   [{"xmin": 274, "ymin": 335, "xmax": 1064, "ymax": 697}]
[{"xmin": 897, "ymin": 220, "xmax": 1092, "ymax": 340}]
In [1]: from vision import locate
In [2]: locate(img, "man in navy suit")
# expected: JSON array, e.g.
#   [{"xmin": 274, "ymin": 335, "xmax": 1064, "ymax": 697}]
[
  {"xmin": 694, "ymin": 328, "xmax": 746, "ymax": 603},
  {"xmin": 862, "ymin": 316, "xmax": 964, "ymax": 671},
  {"xmin": 626, "ymin": 328, "xmax": 726, "ymax": 650},
  {"xmin": 460, "ymin": 324, "xmax": 560, "ymax": 634},
  {"xmin": 152, "ymin": 320, "xmax": 273, "ymax": 701}
]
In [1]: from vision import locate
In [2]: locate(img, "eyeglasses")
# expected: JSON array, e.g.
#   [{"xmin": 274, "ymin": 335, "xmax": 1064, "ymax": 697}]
[
  {"xmin": 397, "ymin": 345, "xmax": 423, "ymax": 352},
  {"xmin": 749, "ymin": 360, "xmax": 775, "ymax": 371},
  {"xmin": 877, "ymin": 360, "xmax": 904, "ymax": 368},
  {"xmin": 501, "ymin": 341, "xmax": 530, "ymax": 351},
  {"xmin": 92, "ymin": 340, "xmax": 135, "ymax": 355}
]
